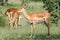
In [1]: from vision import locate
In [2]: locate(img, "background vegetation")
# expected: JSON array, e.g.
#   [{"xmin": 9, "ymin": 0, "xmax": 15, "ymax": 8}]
[{"xmin": 0, "ymin": 0, "xmax": 60, "ymax": 40}]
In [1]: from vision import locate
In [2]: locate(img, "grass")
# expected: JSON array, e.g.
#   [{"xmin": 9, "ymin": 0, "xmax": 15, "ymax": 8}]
[
  {"xmin": 0, "ymin": 2, "xmax": 60, "ymax": 40},
  {"xmin": 0, "ymin": 22, "xmax": 60, "ymax": 40}
]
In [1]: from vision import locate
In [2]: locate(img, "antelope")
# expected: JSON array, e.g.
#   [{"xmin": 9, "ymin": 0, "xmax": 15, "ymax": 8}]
[
  {"xmin": 20, "ymin": 6, "xmax": 51, "ymax": 37},
  {"xmin": 3, "ymin": 8, "xmax": 21, "ymax": 29}
]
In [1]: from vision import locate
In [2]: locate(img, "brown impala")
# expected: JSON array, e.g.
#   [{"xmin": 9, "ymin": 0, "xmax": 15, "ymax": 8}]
[
  {"xmin": 3, "ymin": 8, "xmax": 21, "ymax": 29},
  {"xmin": 19, "ymin": 6, "xmax": 51, "ymax": 37}
]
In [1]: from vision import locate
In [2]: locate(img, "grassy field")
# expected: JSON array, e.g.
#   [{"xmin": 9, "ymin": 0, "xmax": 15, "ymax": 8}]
[{"xmin": 0, "ymin": 2, "xmax": 60, "ymax": 40}]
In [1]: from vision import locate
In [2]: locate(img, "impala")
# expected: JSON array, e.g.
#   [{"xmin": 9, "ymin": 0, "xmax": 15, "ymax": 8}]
[
  {"xmin": 3, "ymin": 8, "xmax": 21, "ymax": 29},
  {"xmin": 20, "ymin": 6, "xmax": 51, "ymax": 37}
]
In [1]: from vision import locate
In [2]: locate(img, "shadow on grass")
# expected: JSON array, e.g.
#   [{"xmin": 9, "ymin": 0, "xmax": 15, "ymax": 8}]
[{"xmin": 4, "ymin": 34, "xmax": 60, "ymax": 40}]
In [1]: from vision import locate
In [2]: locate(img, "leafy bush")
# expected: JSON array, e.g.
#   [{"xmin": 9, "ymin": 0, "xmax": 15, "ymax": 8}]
[
  {"xmin": 0, "ymin": 0, "xmax": 2, "ymax": 5},
  {"xmin": 42, "ymin": 0, "xmax": 60, "ymax": 25}
]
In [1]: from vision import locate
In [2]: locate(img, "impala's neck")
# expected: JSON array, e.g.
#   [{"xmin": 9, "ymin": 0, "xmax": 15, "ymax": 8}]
[{"xmin": 22, "ymin": 9, "xmax": 31, "ymax": 20}]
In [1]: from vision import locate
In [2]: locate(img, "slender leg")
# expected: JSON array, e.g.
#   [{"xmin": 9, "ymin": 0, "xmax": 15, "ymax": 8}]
[
  {"xmin": 30, "ymin": 21, "xmax": 35, "ymax": 38},
  {"xmin": 17, "ymin": 18, "xmax": 19, "ymax": 26},
  {"xmin": 44, "ymin": 20, "xmax": 50, "ymax": 36},
  {"xmin": 32, "ymin": 22, "xmax": 36, "ymax": 38},
  {"xmin": 9, "ymin": 20, "xmax": 13, "ymax": 29},
  {"xmin": 8, "ymin": 13, "xmax": 14, "ymax": 29},
  {"xmin": 9, "ymin": 18, "xmax": 16, "ymax": 29},
  {"xmin": 18, "ymin": 16, "xmax": 21, "ymax": 26},
  {"xmin": 30, "ymin": 23, "xmax": 33, "ymax": 37},
  {"xmin": 15, "ymin": 19, "xmax": 18, "ymax": 29}
]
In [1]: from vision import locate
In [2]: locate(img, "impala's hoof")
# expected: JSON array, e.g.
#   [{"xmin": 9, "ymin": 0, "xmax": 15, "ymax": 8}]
[
  {"xmin": 29, "ymin": 35, "xmax": 35, "ymax": 38},
  {"xmin": 29, "ymin": 35, "xmax": 32, "ymax": 38},
  {"xmin": 32, "ymin": 35, "xmax": 35, "ymax": 38}
]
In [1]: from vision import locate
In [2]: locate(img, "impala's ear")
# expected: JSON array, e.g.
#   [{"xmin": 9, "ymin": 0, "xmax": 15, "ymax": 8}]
[{"xmin": 22, "ymin": 4, "xmax": 26, "ymax": 9}]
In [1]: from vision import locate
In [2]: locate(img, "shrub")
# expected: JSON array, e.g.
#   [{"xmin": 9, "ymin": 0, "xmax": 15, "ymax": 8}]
[{"xmin": 42, "ymin": 0, "xmax": 60, "ymax": 25}]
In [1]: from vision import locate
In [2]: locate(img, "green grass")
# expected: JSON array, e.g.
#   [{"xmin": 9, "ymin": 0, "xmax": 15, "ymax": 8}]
[
  {"xmin": 0, "ymin": 21, "xmax": 60, "ymax": 40},
  {"xmin": 0, "ymin": 2, "xmax": 60, "ymax": 40}
]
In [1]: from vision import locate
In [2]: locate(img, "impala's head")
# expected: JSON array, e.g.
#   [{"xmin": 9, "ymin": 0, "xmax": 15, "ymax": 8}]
[
  {"xmin": 20, "ymin": 7, "xmax": 26, "ymax": 12},
  {"xmin": 20, "ymin": 5, "xmax": 26, "ymax": 13}
]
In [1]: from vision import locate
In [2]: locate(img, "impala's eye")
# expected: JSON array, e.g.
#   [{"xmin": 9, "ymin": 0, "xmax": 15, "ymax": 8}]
[{"xmin": 24, "ymin": 7, "xmax": 25, "ymax": 9}]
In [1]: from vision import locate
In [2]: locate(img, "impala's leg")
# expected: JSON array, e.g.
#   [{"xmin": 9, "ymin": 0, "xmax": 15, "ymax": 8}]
[
  {"xmin": 9, "ymin": 18, "xmax": 16, "ymax": 29},
  {"xmin": 30, "ymin": 21, "xmax": 35, "ymax": 37},
  {"xmin": 17, "ymin": 18, "xmax": 19, "ymax": 26},
  {"xmin": 30, "ymin": 23, "xmax": 33, "ymax": 37},
  {"xmin": 8, "ymin": 13, "xmax": 14, "ymax": 29},
  {"xmin": 9, "ymin": 20, "xmax": 14, "ymax": 29},
  {"xmin": 18, "ymin": 16, "xmax": 21, "ymax": 26},
  {"xmin": 15, "ymin": 18, "xmax": 18, "ymax": 29},
  {"xmin": 32, "ymin": 22, "xmax": 36, "ymax": 38},
  {"xmin": 44, "ymin": 19, "xmax": 50, "ymax": 36}
]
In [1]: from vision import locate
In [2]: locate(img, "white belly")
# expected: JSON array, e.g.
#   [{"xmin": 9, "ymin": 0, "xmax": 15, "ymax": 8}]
[
  {"xmin": 33, "ymin": 17, "xmax": 45, "ymax": 23},
  {"xmin": 36, "ymin": 19, "xmax": 44, "ymax": 23}
]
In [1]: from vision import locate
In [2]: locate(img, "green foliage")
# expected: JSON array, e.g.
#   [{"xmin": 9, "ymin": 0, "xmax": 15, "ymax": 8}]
[
  {"xmin": 21, "ymin": 0, "xmax": 31, "ymax": 6},
  {"xmin": 0, "ymin": 16, "xmax": 6, "ymax": 26},
  {"xmin": 0, "ymin": 0, "xmax": 2, "ymax": 5},
  {"xmin": 42, "ymin": 0, "xmax": 60, "ymax": 24},
  {"xmin": 0, "ymin": 10, "xmax": 7, "ymax": 27}
]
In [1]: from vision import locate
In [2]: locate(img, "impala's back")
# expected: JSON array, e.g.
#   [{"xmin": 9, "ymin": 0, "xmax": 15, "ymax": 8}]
[{"xmin": 29, "ymin": 11, "xmax": 51, "ymax": 22}]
